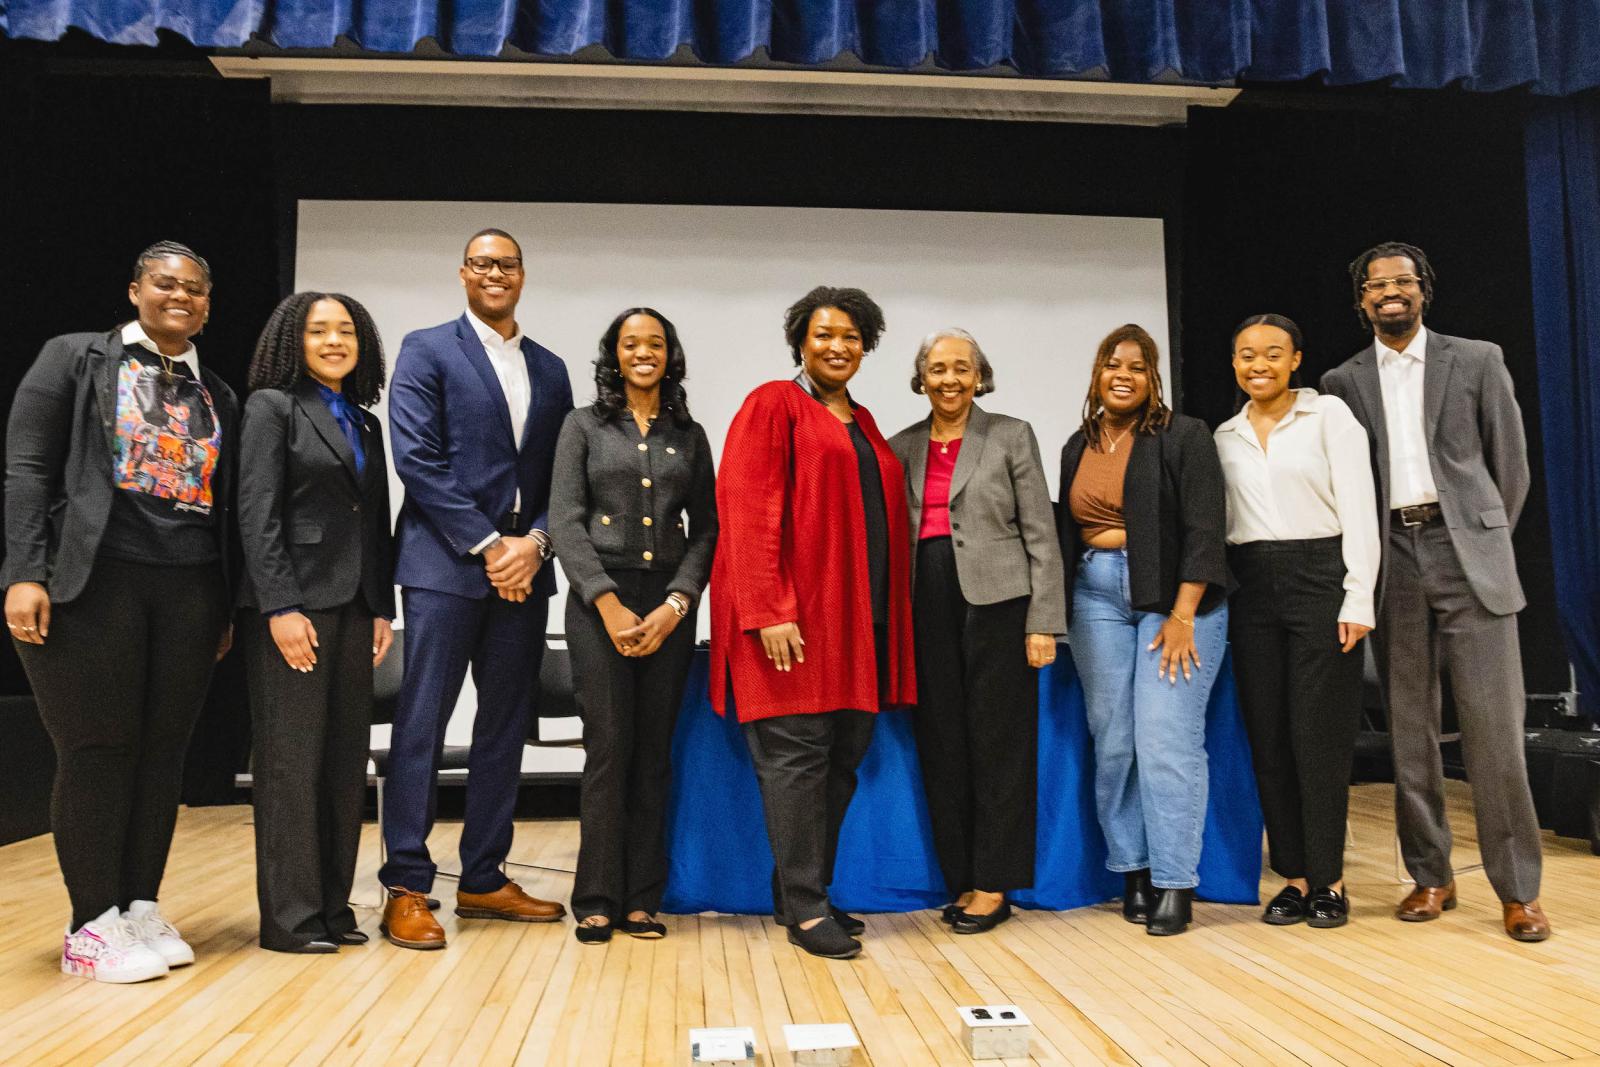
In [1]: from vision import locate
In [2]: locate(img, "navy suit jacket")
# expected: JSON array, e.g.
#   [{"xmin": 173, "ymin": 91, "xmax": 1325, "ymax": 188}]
[{"xmin": 389, "ymin": 314, "xmax": 573, "ymax": 599}]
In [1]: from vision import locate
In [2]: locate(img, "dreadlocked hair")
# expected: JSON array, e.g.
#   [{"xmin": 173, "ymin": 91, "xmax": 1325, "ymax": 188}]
[
  {"xmin": 593, "ymin": 307, "xmax": 694, "ymax": 427},
  {"xmin": 1347, "ymin": 241, "xmax": 1435, "ymax": 330},
  {"xmin": 247, "ymin": 292, "xmax": 386, "ymax": 408},
  {"xmin": 1080, "ymin": 323, "xmax": 1172, "ymax": 451}
]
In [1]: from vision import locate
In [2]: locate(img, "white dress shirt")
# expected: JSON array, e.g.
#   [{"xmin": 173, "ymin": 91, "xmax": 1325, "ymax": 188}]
[
  {"xmin": 121, "ymin": 321, "xmax": 200, "ymax": 378},
  {"xmin": 466, "ymin": 309, "xmax": 531, "ymax": 552},
  {"xmin": 1214, "ymin": 388, "xmax": 1381, "ymax": 627},
  {"xmin": 1376, "ymin": 325, "xmax": 1439, "ymax": 508}
]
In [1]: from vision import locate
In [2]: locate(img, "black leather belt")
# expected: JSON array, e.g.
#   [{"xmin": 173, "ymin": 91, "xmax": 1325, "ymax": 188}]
[{"xmin": 1394, "ymin": 503, "xmax": 1442, "ymax": 527}]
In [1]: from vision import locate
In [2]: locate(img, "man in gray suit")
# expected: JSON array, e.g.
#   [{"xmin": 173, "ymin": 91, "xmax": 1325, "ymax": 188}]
[{"xmin": 1322, "ymin": 241, "xmax": 1549, "ymax": 942}]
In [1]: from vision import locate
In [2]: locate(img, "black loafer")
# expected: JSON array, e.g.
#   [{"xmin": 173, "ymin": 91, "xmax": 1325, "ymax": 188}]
[
  {"xmin": 575, "ymin": 921, "xmax": 613, "ymax": 945},
  {"xmin": 620, "ymin": 917, "xmax": 667, "ymax": 939},
  {"xmin": 1123, "ymin": 869, "xmax": 1155, "ymax": 924},
  {"xmin": 1307, "ymin": 887, "xmax": 1349, "ymax": 929},
  {"xmin": 831, "ymin": 907, "xmax": 865, "ymax": 937},
  {"xmin": 1263, "ymin": 886, "xmax": 1308, "ymax": 926},
  {"xmin": 787, "ymin": 916, "xmax": 862, "ymax": 959},
  {"xmin": 952, "ymin": 901, "xmax": 1012, "ymax": 935},
  {"xmin": 1146, "ymin": 888, "xmax": 1193, "ymax": 936}
]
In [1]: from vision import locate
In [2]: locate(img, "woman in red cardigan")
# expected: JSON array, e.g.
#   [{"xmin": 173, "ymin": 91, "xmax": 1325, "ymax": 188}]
[{"xmin": 709, "ymin": 286, "xmax": 916, "ymax": 960}]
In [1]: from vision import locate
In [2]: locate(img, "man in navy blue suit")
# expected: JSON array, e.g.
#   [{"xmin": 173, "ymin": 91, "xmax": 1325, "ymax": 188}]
[{"xmin": 377, "ymin": 229, "xmax": 574, "ymax": 949}]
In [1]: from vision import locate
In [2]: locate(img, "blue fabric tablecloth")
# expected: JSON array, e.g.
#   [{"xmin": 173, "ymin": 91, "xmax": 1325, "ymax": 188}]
[{"xmin": 661, "ymin": 648, "xmax": 1262, "ymax": 914}]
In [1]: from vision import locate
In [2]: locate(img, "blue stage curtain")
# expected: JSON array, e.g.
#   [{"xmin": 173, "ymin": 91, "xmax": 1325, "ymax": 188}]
[
  {"xmin": 1525, "ymin": 95, "xmax": 1600, "ymax": 720},
  {"xmin": 7, "ymin": 0, "xmax": 1600, "ymax": 95},
  {"xmin": 662, "ymin": 648, "xmax": 1262, "ymax": 914}
]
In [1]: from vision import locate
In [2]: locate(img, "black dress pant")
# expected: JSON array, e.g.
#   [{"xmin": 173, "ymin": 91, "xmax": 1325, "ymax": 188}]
[
  {"xmin": 567, "ymin": 570, "xmax": 698, "ymax": 921},
  {"xmin": 911, "ymin": 536, "xmax": 1037, "ymax": 896},
  {"xmin": 15, "ymin": 557, "xmax": 229, "ymax": 930},
  {"xmin": 244, "ymin": 602, "xmax": 373, "ymax": 951},
  {"xmin": 1228, "ymin": 537, "xmax": 1364, "ymax": 889}
]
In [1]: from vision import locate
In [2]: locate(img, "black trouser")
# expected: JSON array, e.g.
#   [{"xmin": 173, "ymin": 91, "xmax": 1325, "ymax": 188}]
[
  {"xmin": 15, "ymin": 557, "xmax": 229, "ymax": 930},
  {"xmin": 1228, "ymin": 537, "xmax": 1364, "ymax": 889},
  {"xmin": 566, "ymin": 570, "xmax": 697, "ymax": 921},
  {"xmin": 243, "ymin": 602, "xmax": 373, "ymax": 951},
  {"xmin": 911, "ymin": 536, "xmax": 1037, "ymax": 896}
]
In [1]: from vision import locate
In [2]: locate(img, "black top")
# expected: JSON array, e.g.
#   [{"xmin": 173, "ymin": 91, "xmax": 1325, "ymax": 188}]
[
  {"xmin": 1057, "ymin": 413, "xmax": 1233, "ymax": 624},
  {"xmin": 549, "ymin": 404, "xmax": 718, "ymax": 607},
  {"xmin": 99, "ymin": 345, "xmax": 222, "ymax": 565},
  {"xmin": 848, "ymin": 419, "xmax": 890, "ymax": 631}
]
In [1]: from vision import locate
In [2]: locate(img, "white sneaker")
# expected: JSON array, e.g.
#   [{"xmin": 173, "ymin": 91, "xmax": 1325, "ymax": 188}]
[
  {"xmin": 62, "ymin": 907, "xmax": 169, "ymax": 983},
  {"xmin": 125, "ymin": 900, "xmax": 195, "ymax": 968}
]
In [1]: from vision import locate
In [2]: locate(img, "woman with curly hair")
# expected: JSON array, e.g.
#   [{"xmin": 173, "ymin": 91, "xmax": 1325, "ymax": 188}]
[
  {"xmin": 238, "ymin": 291, "xmax": 395, "ymax": 953},
  {"xmin": 549, "ymin": 308, "xmax": 717, "ymax": 945}
]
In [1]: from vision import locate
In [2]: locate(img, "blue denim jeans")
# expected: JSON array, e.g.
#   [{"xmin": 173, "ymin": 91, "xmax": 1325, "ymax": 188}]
[{"xmin": 1068, "ymin": 548, "xmax": 1228, "ymax": 889}]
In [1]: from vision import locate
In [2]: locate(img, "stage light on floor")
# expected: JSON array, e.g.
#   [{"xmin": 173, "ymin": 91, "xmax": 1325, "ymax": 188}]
[
  {"xmin": 783, "ymin": 1022, "xmax": 860, "ymax": 1065},
  {"xmin": 688, "ymin": 1026, "xmax": 756, "ymax": 1065},
  {"xmin": 957, "ymin": 1005, "xmax": 1032, "ymax": 1059}
]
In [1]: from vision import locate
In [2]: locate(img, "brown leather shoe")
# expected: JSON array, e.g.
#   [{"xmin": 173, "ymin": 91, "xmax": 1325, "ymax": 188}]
[
  {"xmin": 455, "ymin": 880, "xmax": 566, "ymax": 923},
  {"xmin": 1396, "ymin": 882, "xmax": 1457, "ymax": 922},
  {"xmin": 1503, "ymin": 900, "xmax": 1551, "ymax": 942},
  {"xmin": 382, "ymin": 887, "xmax": 447, "ymax": 950}
]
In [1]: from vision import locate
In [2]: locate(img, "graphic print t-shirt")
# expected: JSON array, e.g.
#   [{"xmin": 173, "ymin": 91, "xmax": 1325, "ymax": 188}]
[{"xmin": 98, "ymin": 346, "xmax": 222, "ymax": 565}]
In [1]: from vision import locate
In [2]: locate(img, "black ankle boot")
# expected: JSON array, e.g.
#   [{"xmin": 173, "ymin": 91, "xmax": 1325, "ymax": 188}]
[
  {"xmin": 1146, "ymin": 888, "xmax": 1193, "ymax": 936},
  {"xmin": 1122, "ymin": 870, "xmax": 1155, "ymax": 924}
]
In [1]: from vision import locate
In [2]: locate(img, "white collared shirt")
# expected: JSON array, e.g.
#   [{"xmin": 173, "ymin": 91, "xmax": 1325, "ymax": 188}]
[
  {"xmin": 120, "ymin": 321, "xmax": 200, "ymax": 379},
  {"xmin": 1376, "ymin": 324, "xmax": 1439, "ymax": 508},
  {"xmin": 466, "ymin": 309, "xmax": 531, "ymax": 523},
  {"xmin": 1214, "ymin": 389, "xmax": 1381, "ymax": 627}
]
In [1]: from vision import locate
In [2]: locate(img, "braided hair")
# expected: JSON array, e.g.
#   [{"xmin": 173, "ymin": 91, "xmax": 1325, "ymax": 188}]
[
  {"xmin": 593, "ymin": 308, "xmax": 693, "ymax": 427},
  {"xmin": 1079, "ymin": 323, "xmax": 1172, "ymax": 451},
  {"xmin": 132, "ymin": 240, "xmax": 211, "ymax": 284},
  {"xmin": 247, "ymin": 292, "xmax": 386, "ymax": 407}
]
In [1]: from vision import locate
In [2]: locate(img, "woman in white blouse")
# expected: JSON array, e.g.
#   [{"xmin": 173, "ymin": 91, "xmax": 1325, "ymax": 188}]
[{"xmin": 1215, "ymin": 314, "xmax": 1379, "ymax": 930}]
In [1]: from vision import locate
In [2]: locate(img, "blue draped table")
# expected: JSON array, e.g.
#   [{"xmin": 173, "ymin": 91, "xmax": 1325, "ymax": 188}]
[{"xmin": 661, "ymin": 648, "xmax": 1262, "ymax": 914}]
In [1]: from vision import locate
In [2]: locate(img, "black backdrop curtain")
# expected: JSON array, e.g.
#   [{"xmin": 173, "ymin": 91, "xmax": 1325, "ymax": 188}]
[{"xmin": 1525, "ymin": 93, "xmax": 1600, "ymax": 720}]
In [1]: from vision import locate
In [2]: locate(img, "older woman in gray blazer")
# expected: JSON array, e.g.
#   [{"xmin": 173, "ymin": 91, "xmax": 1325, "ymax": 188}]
[{"xmin": 888, "ymin": 328, "xmax": 1066, "ymax": 934}]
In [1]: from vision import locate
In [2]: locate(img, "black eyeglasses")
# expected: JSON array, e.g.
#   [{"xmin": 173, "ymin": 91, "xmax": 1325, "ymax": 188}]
[
  {"xmin": 464, "ymin": 256, "xmax": 523, "ymax": 275},
  {"xmin": 1360, "ymin": 274, "xmax": 1422, "ymax": 294}
]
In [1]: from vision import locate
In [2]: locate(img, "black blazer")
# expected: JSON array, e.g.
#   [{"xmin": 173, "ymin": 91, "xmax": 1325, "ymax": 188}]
[
  {"xmin": 549, "ymin": 404, "xmax": 717, "ymax": 607},
  {"xmin": 236, "ymin": 379, "xmax": 395, "ymax": 617},
  {"xmin": 2, "ymin": 329, "xmax": 240, "ymax": 604},
  {"xmin": 1057, "ymin": 413, "xmax": 1232, "ymax": 624}
]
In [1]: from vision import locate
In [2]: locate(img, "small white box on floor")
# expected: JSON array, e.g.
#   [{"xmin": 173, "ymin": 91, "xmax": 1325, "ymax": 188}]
[
  {"xmin": 957, "ymin": 1005, "xmax": 1032, "ymax": 1059},
  {"xmin": 783, "ymin": 1023, "xmax": 860, "ymax": 1065},
  {"xmin": 688, "ymin": 1026, "xmax": 756, "ymax": 1066}
]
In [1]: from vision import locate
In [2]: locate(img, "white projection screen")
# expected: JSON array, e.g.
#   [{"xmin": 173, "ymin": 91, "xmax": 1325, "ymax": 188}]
[{"xmin": 295, "ymin": 200, "xmax": 1169, "ymax": 760}]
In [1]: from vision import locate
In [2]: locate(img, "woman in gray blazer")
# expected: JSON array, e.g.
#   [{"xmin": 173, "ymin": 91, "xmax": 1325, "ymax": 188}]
[
  {"xmin": 549, "ymin": 308, "xmax": 717, "ymax": 945},
  {"xmin": 888, "ymin": 328, "xmax": 1066, "ymax": 934}
]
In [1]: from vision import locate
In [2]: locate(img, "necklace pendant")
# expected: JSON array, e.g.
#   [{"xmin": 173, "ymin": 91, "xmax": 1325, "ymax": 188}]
[{"xmin": 940, "ymin": 442, "xmax": 948, "ymax": 454}]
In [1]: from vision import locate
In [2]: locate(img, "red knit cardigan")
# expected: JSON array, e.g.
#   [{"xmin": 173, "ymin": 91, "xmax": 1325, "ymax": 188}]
[{"xmin": 709, "ymin": 380, "xmax": 917, "ymax": 722}]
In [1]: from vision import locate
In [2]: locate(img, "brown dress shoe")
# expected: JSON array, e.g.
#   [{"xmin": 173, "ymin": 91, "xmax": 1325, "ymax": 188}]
[
  {"xmin": 382, "ymin": 887, "xmax": 447, "ymax": 950},
  {"xmin": 455, "ymin": 880, "xmax": 566, "ymax": 923},
  {"xmin": 1503, "ymin": 900, "xmax": 1551, "ymax": 942},
  {"xmin": 1396, "ymin": 882, "xmax": 1457, "ymax": 922}
]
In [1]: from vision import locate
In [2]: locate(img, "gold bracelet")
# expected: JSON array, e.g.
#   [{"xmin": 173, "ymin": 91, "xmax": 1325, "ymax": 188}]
[{"xmin": 1169, "ymin": 610, "xmax": 1195, "ymax": 628}]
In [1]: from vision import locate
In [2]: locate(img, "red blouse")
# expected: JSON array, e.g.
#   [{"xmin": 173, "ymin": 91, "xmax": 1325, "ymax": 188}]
[
  {"xmin": 917, "ymin": 438, "xmax": 962, "ymax": 539},
  {"xmin": 709, "ymin": 381, "xmax": 917, "ymax": 723}
]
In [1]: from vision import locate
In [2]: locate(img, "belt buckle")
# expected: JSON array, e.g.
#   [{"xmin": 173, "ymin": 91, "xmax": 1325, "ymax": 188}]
[{"xmin": 1400, "ymin": 505, "xmax": 1429, "ymax": 527}]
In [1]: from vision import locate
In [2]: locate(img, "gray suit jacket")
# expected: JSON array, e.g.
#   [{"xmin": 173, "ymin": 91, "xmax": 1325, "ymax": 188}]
[
  {"xmin": 889, "ymin": 405, "xmax": 1067, "ymax": 634},
  {"xmin": 1321, "ymin": 331, "xmax": 1529, "ymax": 616}
]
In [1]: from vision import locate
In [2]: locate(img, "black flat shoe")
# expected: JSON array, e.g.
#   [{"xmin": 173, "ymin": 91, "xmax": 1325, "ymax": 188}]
[
  {"xmin": 941, "ymin": 904, "xmax": 962, "ymax": 925},
  {"xmin": 831, "ymin": 907, "xmax": 865, "ymax": 937},
  {"xmin": 787, "ymin": 917, "xmax": 861, "ymax": 960},
  {"xmin": 1307, "ymin": 887, "xmax": 1349, "ymax": 929},
  {"xmin": 1263, "ymin": 886, "xmax": 1308, "ymax": 926},
  {"xmin": 575, "ymin": 920, "xmax": 613, "ymax": 945},
  {"xmin": 952, "ymin": 901, "xmax": 1012, "ymax": 935},
  {"xmin": 1146, "ymin": 888, "xmax": 1193, "ymax": 936},
  {"xmin": 620, "ymin": 916, "xmax": 667, "ymax": 939},
  {"xmin": 1123, "ymin": 869, "xmax": 1155, "ymax": 924},
  {"xmin": 266, "ymin": 939, "xmax": 338, "ymax": 954}
]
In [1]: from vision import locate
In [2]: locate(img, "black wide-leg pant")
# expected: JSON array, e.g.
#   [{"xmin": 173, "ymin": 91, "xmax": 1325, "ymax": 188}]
[
  {"xmin": 15, "ymin": 558, "xmax": 229, "ymax": 931},
  {"xmin": 566, "ymin": 570, "xmax": 698, "ymax": 921},
  {"xmin": 1227, "ymin": 536, "xmax": 1364, "ymax": 889},
  {"xmin": 243, "ymin": 602, "xmax": 373, "ymax": 951},
  {"xmin": 911, "ymin": 536, "xmax": 1037, "ymax": 897}
]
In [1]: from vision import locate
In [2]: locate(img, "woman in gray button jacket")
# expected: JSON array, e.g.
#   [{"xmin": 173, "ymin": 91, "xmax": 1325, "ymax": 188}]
[{"xmin": 549, "ymin": 307, "xmax": 717, "ymax": 944}]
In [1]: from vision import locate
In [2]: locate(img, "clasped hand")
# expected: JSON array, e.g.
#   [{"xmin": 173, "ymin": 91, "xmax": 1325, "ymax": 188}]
[
  {"xmin": 597, "ymin": 594, "xmax": 680, "ymax": 658},
  {"xmin": 483, "ymin": 536, "xmax": 542, "ymax": 602}
]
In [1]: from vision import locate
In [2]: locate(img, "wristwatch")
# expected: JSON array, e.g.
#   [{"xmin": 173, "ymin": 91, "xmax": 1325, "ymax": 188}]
[{"xmin": 529, "ymin": 529, "xmax": 554, "ymax": 562}]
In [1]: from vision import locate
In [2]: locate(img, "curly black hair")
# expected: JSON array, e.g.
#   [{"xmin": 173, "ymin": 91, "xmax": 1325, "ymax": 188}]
[
  {"xmin": 133, "ymin": 240, "xmax": 211, "ymax": 284},
  {"xmin": 247, "ymin": 292, "xmax": 386, "ymax": 407},
  {"xmin": 782, "ymin": 286, "xmax": 886, "ymax": 365},
  {"xmin": 593, "ymin": 307, "xmax": 693, "ymax": 427},
  {"xmin": 1348, "ymin": 241, "xmax": 1435, "ymax": 329}
]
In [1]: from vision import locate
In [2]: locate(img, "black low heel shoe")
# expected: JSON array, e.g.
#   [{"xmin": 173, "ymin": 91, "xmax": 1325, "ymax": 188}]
[
  {"xmin": 1262, "ymin": 886, "xmax": 1308, "ymax": 926},
  {"xmin": 1307, "ymin": 887, "xmax": 1349, "ymax": 929},
  {"xmin": 1145, "ymin": 888, "xmax": 1193, "ymax": 936},
  {"xmin": 1123, "ymin": 870, "xmax": 1155, "ymax": 924}
]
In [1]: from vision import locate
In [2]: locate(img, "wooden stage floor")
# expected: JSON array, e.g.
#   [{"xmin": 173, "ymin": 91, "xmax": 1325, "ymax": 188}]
[{"xmin": 3, "ymin": 781, "xmax": 1599, "ymax": 1066}]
